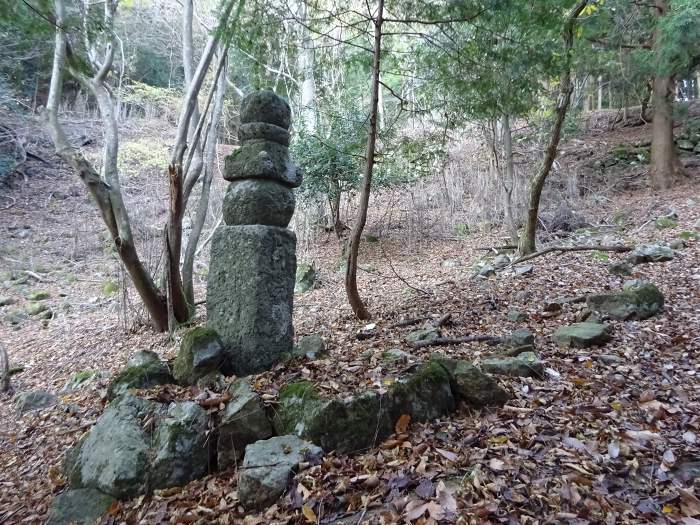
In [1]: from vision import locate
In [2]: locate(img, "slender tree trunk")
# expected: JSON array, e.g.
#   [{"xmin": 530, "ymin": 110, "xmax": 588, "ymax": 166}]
[
  {"xmin": 597, "ymin": 75, "xmax": 603, "ymax": 110},
  {"xmin": 501, "ymin": 114, "xmax": 518, "ymax": 241},
  {"xmin": 518, "ymin": 0, "xmax": 589, "ymax": 256},
  {"xmin": 345, "ymin": 0, "xmax": 384, "ymax": 320},
  {"xmin": 183, "ymin": 48, "xmax": 228, "ymax": 305},
  {"xmin": 297, "ymin": 0, "xmax": 318, "ymax": 132},
  {"xmin": 649, "ymin": 0, "xmax": 683, "ymax": 190}
]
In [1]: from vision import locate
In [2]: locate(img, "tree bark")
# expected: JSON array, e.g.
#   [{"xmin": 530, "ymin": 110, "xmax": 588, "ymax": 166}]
[
  {"xmin": 518, "ymin": 1, "xmax": 588, "ymax": 256},
  {"xmin": 345, "ymin": 0, "xmax": 384, "ymax": 320},
  {"xmin": 297, "ymin": 0, "xmax": 318, "ymax": 132},
  {"xmin": 501, "ymin": 114, "xmax": 518, "ymax": 241},
  {"xmin": 649, "ymin": 0, "xmax": 683, "ymax": 190},
  {"xmin": 183, "ymin": 48, "xmax": 228, "ymax": 305}
]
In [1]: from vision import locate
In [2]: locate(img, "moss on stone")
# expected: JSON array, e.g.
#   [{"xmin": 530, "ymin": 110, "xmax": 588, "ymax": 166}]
[{"xmin": 107, "ymin": 360, "xmax": 172, "ymax": 399}]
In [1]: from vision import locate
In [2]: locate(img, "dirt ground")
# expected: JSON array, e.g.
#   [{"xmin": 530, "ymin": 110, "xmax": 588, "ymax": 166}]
[{"xmin": 1, "ymin": 114, "xmax": 699, "ymax": 524}]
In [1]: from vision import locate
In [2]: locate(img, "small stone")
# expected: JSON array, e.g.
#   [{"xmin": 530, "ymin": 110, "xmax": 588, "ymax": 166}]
[
  {"xmin": 507, "ymin": 309, "xmax": 528, "ymax": 322},
  {"xmin": 587, "ymin": 282, "xmax": 664, "ymax": 321},
  {"xmin": 669, "ymin": 239, "xmax": 685, "ymax": 250},
  {"xmin": 295, "ymin": 334, "xmax": 326, "ymax": 360},
  {"xmin": 61, "ymin": 370, "xmax": 101, "ymax": 393},
  {"xmin": 515, "ymin": 290, "xmax": 532, "ymax": 303},
  {"xmin": 543, "ymin": 301, "xmax": 563, "ymax": 313},
  {"xmin": 493, "ymin": 254, "xmax": 510, "ymax": 269},
  {"xmin": 107, "ymin": 351, "xmax": 173, "ymax": 399},
  {"xmin": 173, "ymin": 327, "xmax": 226, "ymax": 385},
  {"xmin": 478, "ymin": 265, "xmax": 496, "ymax": 277},
  {"xmin": 432, "ymin": 356, "xmax": 510, "ymax": 407},
  {"xmin": 238, "ymin": 436, "xmax": 323, "ymax": 510},
  {"xmin": 441, "ymin": 259, "xmax": 459, "ymax": 268},
  {"xmin": 0, "ymin": 296, "xmax": 16, "ymax": 307},
  {"xmin": 677, "ymin": 139, "xmax": 695, "ymax": 151},
  {"xmin": 406, "ymin": 327, "xmax": 440, "ymax": 344},
  {"xmin": 627, "ymin": 244, "xmax": 675, "ymax": 265},
  {"xmin": 195, "ymin": 371, "xmax": 227, "ymax": 390},
  {"xmin": 599, "ymin": 354, "xmax": 623, "ymax": 365},
  {"xmin": 506, "ymin": 328, "xmax": 535, "ymax": 349},
  {"xmin": 217, "ymin": 379, "xmax": 273, "ymax": 470},
  {"xmin": 46, "ymin": 488, "xmax": 114, "ymax": 525},
  {"xmin": 608, "ymin": 261, "xmax": 633, "ymax": 276},
  {"xmin": 26, "ymin": 302, "xmax": 49, "ymax": 316},
  {"xmin": 15, "ymin": 390, "xmax": 57, "ymax": 414},
  {"xmin": 381, "ymin": 348, "xmax": 413, "ymax": 363},
  {"xmin": 553, "ymin": 322, "xmax": 612, "ymax": 348},
  {"xmin": 514, "ymin": 265, "xmax": 533, "ymax": 276},
  {"xmin": 295, "ymin": 263, "xmax": 316, "ymax": 293},
  {"xmin": 481, "ymin": 352, "xmax": 544, "ymax": 378},
  {"xmin": 26, "ymin": 290, "xmax": 50, "ymax": 301}
]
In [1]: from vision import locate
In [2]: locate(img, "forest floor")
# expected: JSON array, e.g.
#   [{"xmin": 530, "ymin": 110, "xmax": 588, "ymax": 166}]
[{"xmin": 0, "ymin": 114, "xmax": 699, "ymax": 524}]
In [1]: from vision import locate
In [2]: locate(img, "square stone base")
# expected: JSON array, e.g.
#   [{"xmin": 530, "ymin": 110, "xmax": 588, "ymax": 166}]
[{"xmin": 206, "ymin": 225, "xmax": 296, "ymax": 375}]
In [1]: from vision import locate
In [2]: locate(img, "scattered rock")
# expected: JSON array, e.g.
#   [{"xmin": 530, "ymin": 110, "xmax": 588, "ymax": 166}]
[
  {"xmin": 587, "ymin": 282, "xmax": 664, "ymax": 321},
  {"xmin": 295, "ymin": 263, "xmax": 316, "ymax": 293},
  {"xmin": 627, "ymin": 244, "xmax": 675, "ymax": 265},
  {"xmin": 195, "ymin": 371, "xmax": 227, "ymax": 390},
  {"xmin": 669, "ymin": 239, "xmax": 685, "ymax": 250},
  {"xmin": 46, "ymin": 488, "xmax": 114, "ymax": 525},
  {"xmin": 481, "ymin": 352, "xmax": 544, "ymax": 378},
  {"xmin": 493, "ymin": 254, "xmax": 510, "ymax": 269},
  {"xmin": 26, "ymin": 302, "xmax": 49, "ymax": 316},
  {"xmin": 553, "ymin": 322, "xmax": 612, "ymax": 348},
  {"xmin": 173, "ymin": 327, "xmax": 226, "ymax": 385},
  {"xmin": 515, "ymin": 290, "xmax": 532, "ymax": 303},
  {"xmin": 61, "ymin": 370, "xmax": 101, "ymax": 393},
  {"xmin": 608, "ymin": 261, "xmax": 633, "ymax": 276},
  {"xmin": 390, "ymin": 362, "xmax": 455, "ymax": 423},
  {"xmin": 0, "ymin": 296, "xmax": 15, "ymax": 306},
  {"xmin": 26, "ymin": 291, "xmax": 50, "ymax": 301},
  {"xmin": 432, "ymin": 356, "xmax": 510, "ymax": 407},
  {"xmin": 238, "ymin": 436, "xmax": 323, "ymax": 510},
  {"xmin": 478, "ymin": 265, "xmax": 496, "ymax": 277},
  {"xmin": 543, "ymin": 301, "xmax": 563, "ymax": 313},
  {"xmin": 598, "ymin": 354, "xmax": 623, "ymax": 365},
  {"xmin": 217, "ymin": 379, "xmax": 273, "ymax": 470},
  {"xmin": 107, "ymin": 350, "xmax": 173, "ymax": 399},
  {"xmin": 6, "ymin": 309, "xmax": 27, "ymax": 325},
  {"xmin": 505, "ymin": 328, "xmax": 535, "ymax": 349},
  {"xmin": 507, "ymin": 309, "xmax": 527, "ymax": 322},
  {"xmin": 677, "ymin": 139, "xmax": 695, "ymax": 151},
  {"xmin": 514, "ymin": 265, "xmax": 533, "ymax": 276},
  {"xmin": 294, "ymin": 334, "xmax": 326, "ymax": 360},
  {"xmin": 15, "ymin": 390, "xmax": 57, "ymax": 414},
  {"xmin": 441, "ymin": 259, "xmax": 460, "ymax": 268},
  {"xmin": 406, "ymin": 327, "xmax": 440, "ymax": 344},
  {"xmin": 381, "ymin": 348, "xmax": 413, "ymax": 363}
]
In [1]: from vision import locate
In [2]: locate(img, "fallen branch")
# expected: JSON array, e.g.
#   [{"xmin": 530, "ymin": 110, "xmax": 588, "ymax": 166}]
[
  {"xmin": 390, "ymin": 316, "xmax": 430, "ymax": 328},
  {"xmin": 409, "ymin": 335, "xmax": 502, "ymax": 349},
  {"xmin": 475, "ymin": 245, "xmax": 517, "ymax": 252},
  {"xmin": 511, "ymin": 244, "xmax": 632, "ymax": 265},
  {"xmin": 433, "ymin": 313, "xmax": 452, "ymax": 328}
]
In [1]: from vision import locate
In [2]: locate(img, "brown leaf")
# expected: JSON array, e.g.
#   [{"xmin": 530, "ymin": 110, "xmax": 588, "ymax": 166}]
[
  {"xmin": 405, "ymin": 500, "xmax": 429, "ymax": 521},
  {"xmin": 435, "ymin": 448, "xmax": 457, "ymax": 462},
  {"xmin": 395, "ymin": 414, "xmax": 411, "ymax": 433},
  {"xmin": 302, "ymin": 504, "xmax": 317, "ymax": 523}
]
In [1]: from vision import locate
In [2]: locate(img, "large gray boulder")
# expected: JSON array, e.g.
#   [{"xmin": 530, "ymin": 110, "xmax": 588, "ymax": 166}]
[
  {"xmin": 217, "ymin": 379, "xmax": 273, "ymax": 469},
  {"xmin": 207, "ymin": 225, "xmax": 296, "ymax": 376},
  {"xmin": 15, "ymin": 390, "xmax": 57, "ymax": 414},
  {"xmin": 628, "ymin": 244, "xmax": 675, "ymax": 265},
  {"xmin": 46, "ymin": 488, "xmax": 114, "ymax": 525},
  {"xmin": 586, "ymin": 282, "xmax": 664, "ymax": 320},
  {"xmin": 481, "ymin": 352, "xmax": 544, "ymax": 378},
  {"xmin": 173, "ymin": 327, "xmax": 227, "ymax": 385},
  {"xmin": 64, "ymin": 394, "xmax": 212, "ymax": 499},
  {"xmin": 553, "ymin": 322, "xmax": 612, "ymax": 348},
  {"xmin": 432, "ymin": 356, "xmax": 510, "ymax": 407},
  {"xmin": 151, "ymin": 402, "xmax": 209, "ymax": 490},
  {"xmin": 64, "ymin": 394, "xmax": 155, "ymax": 498},
  {"xmin": 238, "ymin": 436, "xmax": 323, "ymax": 510},
  {"xmin": 107, "ymin": 350, "xmax": 172, "ymax": 399}
]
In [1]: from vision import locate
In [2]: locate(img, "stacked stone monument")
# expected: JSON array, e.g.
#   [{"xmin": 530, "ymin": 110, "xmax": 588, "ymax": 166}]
[{"xmin": 206, "ymin": 90, "xmax": 301, "ymax": 376}]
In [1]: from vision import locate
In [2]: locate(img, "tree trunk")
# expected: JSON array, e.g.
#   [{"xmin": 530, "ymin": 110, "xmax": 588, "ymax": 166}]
[
  {"xmin": 518, "ymin": 0, "xmax": 589, "ymax": 256},
  {"xmin": 345, "ymin": 0, "xmax": 384, "ymax": 320},
  {"xmin": 597, "ymin": 75, "xmax": 603, "ymax": 110},
  {"xmin": 501, "ymin": 114, "xmax": 518, "ymax": 241},
  {"xmin": 45, "ymin": 0, "xmax": 168, "ymax": 330},
  {"xmin": 297, "ymin": 0, "xmax": 318, "ymax": 132},
  {"xmin": 182, "ymin": 48, "xmax": 228, "ymax": 305},
  {"xmin": 649, "ymin": 0, "xmax": 683, "ymax": 190}
]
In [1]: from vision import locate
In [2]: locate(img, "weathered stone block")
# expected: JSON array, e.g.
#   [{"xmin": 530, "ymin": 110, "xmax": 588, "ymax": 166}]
[
  {"xmin": 223, "ymin": 179, "xmax": 295, "ymax": 227},
  {"xmin": 207, "ymin": 225, "xmax": 296, "ymax": 376},
  {"xmin": 224, "ymin": 140, "xmax": 302, "ymax": 187}
]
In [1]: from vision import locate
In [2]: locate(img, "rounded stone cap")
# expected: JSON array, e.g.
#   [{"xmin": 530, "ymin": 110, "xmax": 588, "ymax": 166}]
[{"xmin": 240, "ymin": 90, "xmax": 291, "ymax": 129}]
